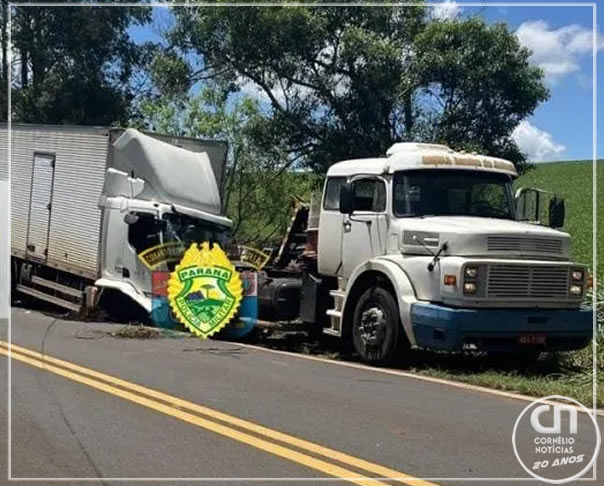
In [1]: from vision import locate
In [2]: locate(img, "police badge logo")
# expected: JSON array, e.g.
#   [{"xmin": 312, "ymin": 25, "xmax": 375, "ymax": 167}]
[{"xmin": 167, "ymin": 242, "xmax": 243, "ymax": 338}]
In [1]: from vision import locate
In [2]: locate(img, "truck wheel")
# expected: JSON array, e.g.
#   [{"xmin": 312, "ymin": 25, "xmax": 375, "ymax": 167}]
[{"xmin": 352, "ymin": 286, "xmax": 401, "ymax": 365}]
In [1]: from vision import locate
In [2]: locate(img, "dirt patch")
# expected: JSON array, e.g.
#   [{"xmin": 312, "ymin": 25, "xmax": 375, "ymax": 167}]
[{"xmin": 108, "ymin": 325, "xmax": 163, "ymax": 339}]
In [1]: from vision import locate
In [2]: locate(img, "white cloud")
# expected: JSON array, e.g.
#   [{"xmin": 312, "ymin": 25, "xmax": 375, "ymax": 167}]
[
  {"xmin": 512, "ymin": 120, "xmax": 566, "ymax": 162},
  {"xmin": 515, "ymin": 21, "xmax": 604, "ymax": 82},
  {"xmin": 432, "ymin": 1, "xmax": 461, "ymax": 21}
]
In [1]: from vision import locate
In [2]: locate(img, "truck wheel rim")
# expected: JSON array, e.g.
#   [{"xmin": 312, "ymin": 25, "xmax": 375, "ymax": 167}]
[{"xmin": 359, "ymin": 305, "xmax": 386, "ymax": 347}]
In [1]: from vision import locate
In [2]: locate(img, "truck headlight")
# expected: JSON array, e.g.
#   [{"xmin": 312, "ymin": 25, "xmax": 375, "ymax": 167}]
[
  {"xmin": 463, "ymin": 282, "xmax": 477, "ymax": 294},
  {"xmin": 571, "ymin": 270, "xmax": 584, "ymax": 281},
  {"xmin": 569, "ymin": 285, "xmax": 582, "ymax": 295},
  {"xmin": 464, "ymin": 266, "xmax": 478, "ymax": 279}
]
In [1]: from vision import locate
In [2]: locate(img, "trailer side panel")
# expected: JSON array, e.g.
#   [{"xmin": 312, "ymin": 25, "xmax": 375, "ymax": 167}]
[{"xmin": 8, "ymin": 125, "xmax": 109, "ymax": 279}]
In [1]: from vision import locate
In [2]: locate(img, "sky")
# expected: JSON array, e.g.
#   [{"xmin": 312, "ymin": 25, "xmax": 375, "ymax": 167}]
[{"xmin": 129, "ymin": 1, "xmax": 603, "ymax": 163}]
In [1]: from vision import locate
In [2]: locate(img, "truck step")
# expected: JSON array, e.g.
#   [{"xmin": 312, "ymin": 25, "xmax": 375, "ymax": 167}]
[
  {"xmin": 323, "ymin": 328, "xmax": 342, "ymax": 337},
  {"xmin": 329, "ymin": 291, "xmax": 345, "ymax": 312},
  {"xmin": 325, "ymin": 309, "xmax": 342, "ymax": 337},
  {"xmin": 31, "ymin": 276, "xmax": 85, "ymax": 299},
  {"xmin": 17, "ymin": 284, "xmax": 82, "ymax": 313}
]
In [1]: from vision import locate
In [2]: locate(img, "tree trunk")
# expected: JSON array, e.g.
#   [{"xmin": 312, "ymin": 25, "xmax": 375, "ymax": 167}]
[
  {"xmin": 404, "ymin": 93, "xmax": 413, "ymax": 136},
  {"xmin": 18, "ymin": 8, "xmax": 28, "ymax": 88},
  {"xmin": 20, "ymin": 48, "xmax": 26, "ymax": 88}
]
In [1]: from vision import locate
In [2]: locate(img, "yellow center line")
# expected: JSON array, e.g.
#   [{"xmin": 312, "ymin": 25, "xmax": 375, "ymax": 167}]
[{"xmin": 1, "ymin": 340, "xmax": 441, "ymax": 486}]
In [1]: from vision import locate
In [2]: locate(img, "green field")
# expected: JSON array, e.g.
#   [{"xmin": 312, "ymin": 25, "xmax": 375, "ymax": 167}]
[
  {"xmin": 418, "ymin": 159, "xmax": 604, "ymax": 408},
  {"xmin": 515, "ymin": 160, "xmax": 603, "ymax": 280}
]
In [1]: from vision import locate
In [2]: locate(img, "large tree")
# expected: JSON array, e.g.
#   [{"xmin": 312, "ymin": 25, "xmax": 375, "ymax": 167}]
[
  {"xmin": 158, "ymin": 3, "xmax": 548, "ymax": 171},
  {"xmin": 10, "ymin": 2, "xmax": 152, "ymax": 125}
]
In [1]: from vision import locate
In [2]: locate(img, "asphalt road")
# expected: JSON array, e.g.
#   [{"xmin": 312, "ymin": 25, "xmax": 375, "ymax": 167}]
[{"xmin": 1, "ymin": 309, "xmax": 602, "ymax": 485}]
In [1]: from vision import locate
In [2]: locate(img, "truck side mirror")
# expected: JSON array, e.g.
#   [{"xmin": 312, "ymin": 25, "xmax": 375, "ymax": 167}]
[
  {"xmin": 339, "ymin": 183, "xmax": 353, "ymax": 214},
  {"xmin": 549, "ymin": 197, "xmax": 565, "ymax": 228},
  {"xmin": 123, "ymin": 212, "xmax": 139, "ymax": 225}
]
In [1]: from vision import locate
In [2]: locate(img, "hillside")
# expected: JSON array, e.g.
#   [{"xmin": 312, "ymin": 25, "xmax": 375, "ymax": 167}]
[{"xmin": 515, "ymin": 160, "xmax": 603, "ymax": 278}]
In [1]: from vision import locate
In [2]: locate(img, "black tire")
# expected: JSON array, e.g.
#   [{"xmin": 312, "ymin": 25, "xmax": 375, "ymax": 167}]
[{"xmin": 352, "ymin": 286, "xmax": 402, "ymax": 365}]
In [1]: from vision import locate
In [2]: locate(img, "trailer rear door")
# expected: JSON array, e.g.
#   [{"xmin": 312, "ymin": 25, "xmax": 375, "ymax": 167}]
[{"xmin": 26, "ymin": 153, "xmax": 55, "ymax": 261}]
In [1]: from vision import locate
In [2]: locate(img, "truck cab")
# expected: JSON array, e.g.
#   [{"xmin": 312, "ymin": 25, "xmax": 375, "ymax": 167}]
[
  {"xmin": 317, "ymin": 143, "xmax": 592, "ymax": 364},
  {"xmin": 97, "ymin": 129, "xmax": 232, "ymax": 317}
]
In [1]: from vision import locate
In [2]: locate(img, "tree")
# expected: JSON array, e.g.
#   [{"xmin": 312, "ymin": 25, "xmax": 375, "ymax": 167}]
[
  {"xmin": 158, "ymin": 3, "xmax": 548, "ymax": 171},
  {"xmin": 162, "ymin": 3, "xmax": 427, "ymax": 171},
  {"xmin": 10, "ymin": 2, "xmax": 153, "ymax": 125},
  {"xmin": 135, "ymin": 86, "xmax": 319, "ymax": 246},
  {"xmin": 410, "ymin": 18, "xmax": 549, "ymax": 168}
]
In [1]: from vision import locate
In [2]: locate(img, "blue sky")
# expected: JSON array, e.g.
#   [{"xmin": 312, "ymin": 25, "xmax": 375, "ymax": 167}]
[{"xmin": 130, "ymin": 1, "xmax": 603, "ymax": 162}]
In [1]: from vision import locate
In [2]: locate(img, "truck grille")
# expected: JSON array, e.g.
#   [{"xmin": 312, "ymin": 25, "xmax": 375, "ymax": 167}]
[
  {"xmin": 487, "ymin": 236, "xmax": 562, "ymax": 255},
  {"xmin": 487, "ymin": 265, "xmax": 570, "ymax": 299}
]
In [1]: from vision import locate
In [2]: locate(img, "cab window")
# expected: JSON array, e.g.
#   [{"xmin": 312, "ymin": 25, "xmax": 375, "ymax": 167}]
[
  {"xmin": 128, "ymin": 213, "xmax": 162, "ymax": 253},
  {"xmin": 323, "ymin": 177, "xmax": 345, "ymax": 211},
  {"xmin": 352, "ymin": 178, "xmax": 386, "ymax": 212}
]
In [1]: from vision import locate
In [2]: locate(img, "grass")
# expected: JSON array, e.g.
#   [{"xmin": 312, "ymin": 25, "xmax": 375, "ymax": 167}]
[{"xmin": 417, "ymin": 160, "xmax": 604, "ymax": 408}]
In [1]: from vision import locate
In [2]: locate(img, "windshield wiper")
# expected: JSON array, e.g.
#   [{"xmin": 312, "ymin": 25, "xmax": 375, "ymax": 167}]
[
  {"xmin": 428, "ymin": 241, "xmax": 449, "ymax": 272},
  {"xmin": 412, "ymin": 235, "xmax": 449, "ymax": 271},
  {"xmin": 399, "ymin": 214, "xmax": 435, "ymax": 218}
]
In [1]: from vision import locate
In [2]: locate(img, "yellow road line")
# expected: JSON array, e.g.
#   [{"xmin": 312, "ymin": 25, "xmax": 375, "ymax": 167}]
[
  {"xmin": 2, "ymin": 346, "xmax": 385, "ymax": 485},
  {"xmin": 1, "ymin": 341, "xmax": 441, "ymax": 485}
]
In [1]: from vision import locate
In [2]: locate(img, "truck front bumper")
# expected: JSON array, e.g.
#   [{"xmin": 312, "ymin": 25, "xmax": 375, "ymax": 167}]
[{"xmin": 410, "ymin": 303, "xmax": 593, "ymax": 353}]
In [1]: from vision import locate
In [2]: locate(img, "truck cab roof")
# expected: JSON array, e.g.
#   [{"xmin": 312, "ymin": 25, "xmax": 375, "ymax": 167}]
[{"xmin": 326, "ymin": 142, "xmax": 518, "ymax": 178}]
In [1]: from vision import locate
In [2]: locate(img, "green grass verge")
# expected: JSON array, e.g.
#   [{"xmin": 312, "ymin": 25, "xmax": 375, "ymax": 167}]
[{"xmin": 417, "ymin": 160, "xmax": 604, "ymax": 408}]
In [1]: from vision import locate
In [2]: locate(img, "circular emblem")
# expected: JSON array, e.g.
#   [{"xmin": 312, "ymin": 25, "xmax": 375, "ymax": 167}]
[
  {"xmin": 167, "ymin": 242, "xmax": 243, "ymax": 338},
  {"xmin": 512, "ymin": 395, "xmax": 601, "ymax": 484}
]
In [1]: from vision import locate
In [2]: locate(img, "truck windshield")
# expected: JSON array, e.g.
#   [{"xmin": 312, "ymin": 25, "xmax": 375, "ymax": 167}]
[
  {"xmin": 163, "ymin": 213, "xmax": 229, "ymax": 248},
  {"xmin": 393, "ymin": 169, "xmax": 515, "ymax": 219}
]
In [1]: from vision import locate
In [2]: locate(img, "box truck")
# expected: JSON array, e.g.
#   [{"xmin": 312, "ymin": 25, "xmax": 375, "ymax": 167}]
[{"xmin": 4, "ymin": 124, "xmax": 231, "ymax": 320}]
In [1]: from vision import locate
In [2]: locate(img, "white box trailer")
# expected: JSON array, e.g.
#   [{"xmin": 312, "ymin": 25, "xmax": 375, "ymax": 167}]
[{"xmin": 1, "ymin": 123, "xmax": 229, "ymax": 314}]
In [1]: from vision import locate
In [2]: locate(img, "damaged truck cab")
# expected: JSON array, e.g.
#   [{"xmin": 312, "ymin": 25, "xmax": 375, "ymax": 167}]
[
  {"xmin": 9, "ymin": 125, "xmax": 231, "ymax": 322},
  {"xmin": 313, "ymin": 143, "xmax": 592, "ymax": 364},
  {"xmin": 97, "ymin": 129, "xmax": 231, "ymax": 315}
]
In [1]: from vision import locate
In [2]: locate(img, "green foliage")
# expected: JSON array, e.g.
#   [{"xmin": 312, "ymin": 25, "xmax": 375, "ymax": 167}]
[
  {"xmin": 412, "ymin": 19, "xmax": 549, "ymax": 170},
  {"xmin": 136, "ymin": 87, "xmax": 320, "ymax": 246},
  {"xmin": 9, "ymin": 2, "xmax": 152, "ymax": 125},
  {"xmin": 155, "ymin": 3, "xmax": 548, "ymax": 172}
]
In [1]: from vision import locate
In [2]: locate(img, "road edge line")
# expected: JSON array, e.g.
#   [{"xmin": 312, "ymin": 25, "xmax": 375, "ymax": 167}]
[{"xmin": 233, "ymin": 342, "xmax": 604, "ymax": 417}]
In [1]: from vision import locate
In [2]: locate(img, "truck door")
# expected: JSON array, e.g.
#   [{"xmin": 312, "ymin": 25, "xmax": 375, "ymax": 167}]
[
  {"xmin": 342, "ymin": 177, "xmax": 388, "ymax": 278},
  {"xmin": 26, "ymin": 153, "xmax": 56, "ymax": 262}
]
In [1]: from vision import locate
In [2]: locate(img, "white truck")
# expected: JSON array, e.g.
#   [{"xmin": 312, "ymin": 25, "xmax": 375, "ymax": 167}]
[
  {"xmin": 5, "ymin": 124, "xmax": 231, "ymax": 319},
  {"xmin": 261, "ymin": 142, "xmax": 593, "ymax": 364}
]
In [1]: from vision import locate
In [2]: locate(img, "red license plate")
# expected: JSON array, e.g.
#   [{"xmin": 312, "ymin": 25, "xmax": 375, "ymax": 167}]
[{"xmin": 518, "ymin": 334, "xmax": 547, "ymax": 345}]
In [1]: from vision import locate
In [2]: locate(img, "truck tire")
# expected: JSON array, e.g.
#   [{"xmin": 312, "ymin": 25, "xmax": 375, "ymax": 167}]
[{"xmin": 352, "ymin": 286, "xmax": 401, "ymax": 365}]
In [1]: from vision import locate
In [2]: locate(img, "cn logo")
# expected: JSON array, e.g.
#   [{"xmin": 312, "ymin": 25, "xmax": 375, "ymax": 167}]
[{"xmin": 530, "ymin": 404, "xmax": 578, "ymax": 435}]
